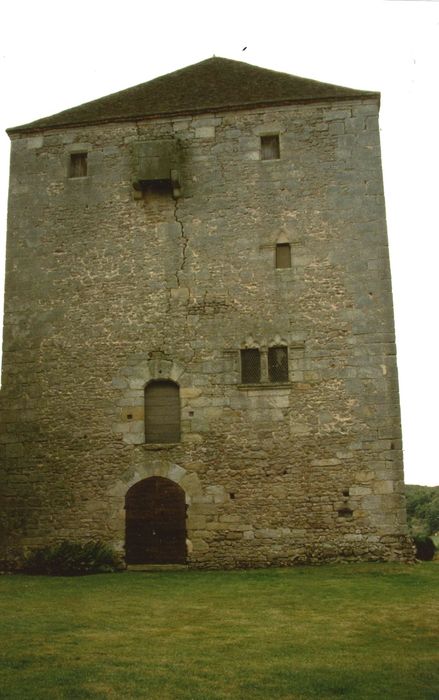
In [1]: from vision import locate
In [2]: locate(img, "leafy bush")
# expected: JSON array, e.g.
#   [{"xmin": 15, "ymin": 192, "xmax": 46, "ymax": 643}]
[
  {"xmin": 413, "ymin": 535, "xmax": 436, "ymax": 562},
  {"xmin": 405, "ymin": 485, "xmax": 439, "ymax": 536},
  {"xmin": 23, "ymin": 540, "xmax": 124, "ymax": 576}
]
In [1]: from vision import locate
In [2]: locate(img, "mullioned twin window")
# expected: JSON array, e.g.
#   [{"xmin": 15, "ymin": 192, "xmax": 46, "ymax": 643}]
[{"xmin": 241, "ymin": 346, "xmax": 289, "ymax": 384}]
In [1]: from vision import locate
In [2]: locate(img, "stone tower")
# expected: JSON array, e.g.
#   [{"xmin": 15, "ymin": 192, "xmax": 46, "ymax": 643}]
[{"xmin": 0, "ymin": 58, "xmax": 413, "ymax": 568}]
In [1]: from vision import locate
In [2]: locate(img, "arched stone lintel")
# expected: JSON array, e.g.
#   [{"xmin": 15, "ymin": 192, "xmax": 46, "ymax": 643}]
[
  {"xmin": 276, "ymin": 232, "xmax": 290, "ymax": 244},
  {"xmin": 110, "ymin": 463, "xmax": 201, "ymax": 506},
  {"xmin": 115, "ymin": 358, "xmax": 186, "ymax": 389},
  {"xmin": 242, "ymin": 335, "xmax": 259, "ymax": 349},
  {"xmin": 269, "ymin": 334, "xmax": 289, "ymax": 347},
  {"xmin": 241, "ymin": 335, "xmax": 289, "ymax": 351}
]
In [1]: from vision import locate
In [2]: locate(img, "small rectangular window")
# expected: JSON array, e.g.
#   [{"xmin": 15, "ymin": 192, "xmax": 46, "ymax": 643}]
[
  {"xmin": 276, "ymin": 243, "xmax": 291, "ymax": 269},
  {"xmin": 268, "ymin": 346, "xmax": 288, "ymax": 383},
  {"xmin": 261, "ymin": 135, "xmax": 280, "ymax": 160},
  {"xmin": 69, "ymin": 153, "xmax": 87, "ymax": 178},
  {"xmin": 241, "ymin": 349, "xmax": 261, "ymax": 384}
]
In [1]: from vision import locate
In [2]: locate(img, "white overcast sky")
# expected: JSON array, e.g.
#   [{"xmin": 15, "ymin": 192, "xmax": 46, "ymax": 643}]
[{"xmin": 0, "ymin": 0, "xmax": 438, "ymax": 486}]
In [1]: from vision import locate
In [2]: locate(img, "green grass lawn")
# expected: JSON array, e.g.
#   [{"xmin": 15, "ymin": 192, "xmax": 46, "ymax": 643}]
[{"xmin": 0, "ymin": 563, "xmax": 438, "ymax": 699}]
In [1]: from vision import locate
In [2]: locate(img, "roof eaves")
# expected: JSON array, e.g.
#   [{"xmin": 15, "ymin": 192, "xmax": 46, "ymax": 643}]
[{"xmin": 7, "ymin": 92, "xmax": 380, "ymax": 136}]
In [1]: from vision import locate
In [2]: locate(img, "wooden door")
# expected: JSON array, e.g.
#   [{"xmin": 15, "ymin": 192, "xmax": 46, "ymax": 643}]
[
  {"xmin": 145, "ymin": 381, "xmax": 180, "ymax": 443},
  {"xmin": 125, "ymin": 477, "xmax": 187, "ymax": 564}
]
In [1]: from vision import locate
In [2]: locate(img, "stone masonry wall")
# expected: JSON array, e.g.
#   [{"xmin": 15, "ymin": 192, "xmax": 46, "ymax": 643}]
[{"xmin": 0, "ymin": 98, "xmax": 413, "ymax": 568}]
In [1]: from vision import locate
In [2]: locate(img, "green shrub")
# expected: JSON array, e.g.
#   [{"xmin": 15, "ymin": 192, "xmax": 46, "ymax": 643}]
[
  {"xmin": 23, "ymin": 540, "xmax": 124, "ymax": 576},
  {"xmin": 405, "ymin": 484, "xmax": 439, "ymax": 536},
  {"xmin": 413, "ymin": 535, "xmax": 436, "ymax": 562}
]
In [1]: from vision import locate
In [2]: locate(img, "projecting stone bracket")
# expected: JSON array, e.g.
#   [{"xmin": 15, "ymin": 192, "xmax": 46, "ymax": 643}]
[{"xmin": 132, "ymin": 139, "xmax": 182, "ymax": 199}]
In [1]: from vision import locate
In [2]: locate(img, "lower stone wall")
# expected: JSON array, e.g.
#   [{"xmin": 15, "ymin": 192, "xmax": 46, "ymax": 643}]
[
  {"xmin": 186, "ymin": 534, "xmax": 415, "ymax": 569},
  {"xmin": 0, "ymin": 444, "xmax": 415, "ymax": 571},
  {"xmin": 1, "ymin": 534, "xmax": 415, "ymax": 572}
]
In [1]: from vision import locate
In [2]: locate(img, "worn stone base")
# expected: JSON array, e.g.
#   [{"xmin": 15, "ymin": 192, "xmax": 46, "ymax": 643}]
[
  {"xmin": 0, "ymin": 533, "xmax": 415, "ymax": 574},
  {"xmin": 126, "ymin": 564, "xmax": 188, "ymax": 572}
]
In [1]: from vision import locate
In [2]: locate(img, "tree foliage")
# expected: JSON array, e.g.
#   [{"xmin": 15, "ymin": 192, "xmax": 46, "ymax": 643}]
[{"xmin": 405, "ymin": 484, "xmax": 439, "ymax": 536}]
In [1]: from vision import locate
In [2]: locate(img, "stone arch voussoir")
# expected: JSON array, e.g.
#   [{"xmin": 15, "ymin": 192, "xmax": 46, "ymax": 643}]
[{"xmin": 107, "ymin": 462, "xmax": 202, "ymax": 556}]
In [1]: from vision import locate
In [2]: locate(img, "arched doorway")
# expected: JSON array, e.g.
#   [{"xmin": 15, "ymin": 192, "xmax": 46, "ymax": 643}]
[{"xmin": 125, "ymin": 477, "xmax": 187, "ymax": 564}]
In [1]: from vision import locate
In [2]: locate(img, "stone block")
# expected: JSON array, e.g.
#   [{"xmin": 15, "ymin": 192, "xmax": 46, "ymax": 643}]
[
  {"xmin": 167, "ymin": 464, "xmax": 186, "ymax": 483},
  {"xmin": 206, "ymin": 485, "xmax": 227, "ymax": 503},
  {"xmin": 256, "ymin": 529, "xmax": 280, "ymax": 539},
  {"xmin": 128, "ymin": 377, "xmax": 146, "ymax": 390},
  {"xmin": 172, "ymin": 119, "xmax": 191, "ymax": 132},
  {"xmin": 180, "ymin": 387, "xmax": 202, "ymax": 399},
  {"xmin": 195, "ymin": 126, "xmax": 215, "ymax": 139},
  {"xmin": 350, "ymin": 485, "xmax": 372, "ymax": 496},
  {"xmin": 187, "ymin": 515, "xmax": 207, "ymax": 528},
  {"xmin": 112, "ymin": 377, "xmax": 128, "ymax": 389},
  {"xmin": 290, "ymin": 422, "xmax": 312, "ymax": 435},
  {"xmin": 243, "ymin": 151, "xmax": 260, "ymax": 161},
  {"xmin": 170, "ymin": 287, "xmax": 190, "ymax": 302},
  {"xmin": 191, "ymin": 495, "xmax": 214, "ymax": 504},
  {"xmin": 323, "ymin": 108, "xmax": 352, "ymax": 120},
  {"xmin": 122, "ymin": 433, "xmax": 144, "ymax": 445},
  {"xmin": 181, "ymin": 472, "xmax": 202, "ymax": 495},
  {"xmin": 27, "ymin": 136, "xmax": 44, "ymax": 150},
  {"xmin": 191, "ymin": 117, "xmax": 222, "ymax": 128},
  {"xmin": 329, "ymin": 121, "xmax": 345, "ymax": 135},
  {"xmin": 113, "ymin": 422, "xmax": 131, "ymax": 434},
  {"xmin": 219, "ymin": 514, "xmax": 241, "ymax": 523},
  {"xmin": 374, "ymin": 480, "xmax": 394, "ymax": 495},
  {"xmin": 190, "ymin": 538, "xmax": 209, "ymax": 553}
]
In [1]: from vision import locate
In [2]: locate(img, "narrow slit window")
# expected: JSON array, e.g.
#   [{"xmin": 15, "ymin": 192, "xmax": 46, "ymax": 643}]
[
  {"xmin": 276, "ymin": 243, "xmax": 291, "ymax": 269},
  {"xmin": 241, "ymin": 349, "xmax": 261, "ymax": 384},
  {"xmin": 261, "ymin": 135, "xmax": 280, "ymax": 160},
  {"xmin": 268, "ymin": 346, "xmax": 288, "ymax": 383},
  {"xmin": 69, "ymin": 153, "xmax": 87, "ymax": 178}
]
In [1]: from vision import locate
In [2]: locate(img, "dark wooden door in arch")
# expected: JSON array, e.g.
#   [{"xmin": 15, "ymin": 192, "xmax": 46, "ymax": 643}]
[{"xmin": 125, "ymin": 477, "xmax": 187, "ymax": 564}]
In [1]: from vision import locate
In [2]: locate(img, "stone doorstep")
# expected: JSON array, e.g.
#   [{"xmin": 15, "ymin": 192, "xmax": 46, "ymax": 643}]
[{"xmin": 126, "ymin": 564, "xmax": 189, "ymax": 572}]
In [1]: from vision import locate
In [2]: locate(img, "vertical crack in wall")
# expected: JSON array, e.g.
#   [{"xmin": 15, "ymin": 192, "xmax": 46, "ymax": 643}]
[
  {"xmin": 171, "ymin": 197, "xmax": 194, "ymax": 363},
  {"xmin": 173, "ymin": 198, "xmax": 188, "ymax": 287}
]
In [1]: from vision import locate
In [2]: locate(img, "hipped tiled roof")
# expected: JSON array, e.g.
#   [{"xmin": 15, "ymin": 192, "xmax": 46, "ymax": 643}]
[{"xmin": 8, "ymin": 57, "xmax": 379, "ymax": 134}]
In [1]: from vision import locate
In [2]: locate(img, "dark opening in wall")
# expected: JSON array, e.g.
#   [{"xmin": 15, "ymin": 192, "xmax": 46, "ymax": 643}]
[
  {"xmin": 241, "ymin": 349, "xmax": 261, "ymax": 383},
  {"xmin": 261, "ymin": 134, "xmax": 280, "ymax": 160},
  {"xmin": 268, "ymin": 346, "xmax": 288, "ymax": 382},
  {"xmin": 275, "ymin": 243, "xmax": 291, "ymax": 269},
  {"xmin": 136, "ymin": 180, "xmax": 173, "ymax": 197},
  {"xmin": 69, "ymin": 153, "xmax": 87, "ymax": 178},
  {"xmin": 338, "ymin": 508, "xmax": 353, "ymax": 519}
]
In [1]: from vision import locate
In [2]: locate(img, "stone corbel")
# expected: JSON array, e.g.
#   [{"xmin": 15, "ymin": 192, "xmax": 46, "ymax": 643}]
[{"xmin": 171, "ymin": 169, "xmax": 182, "ymax": 198}]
